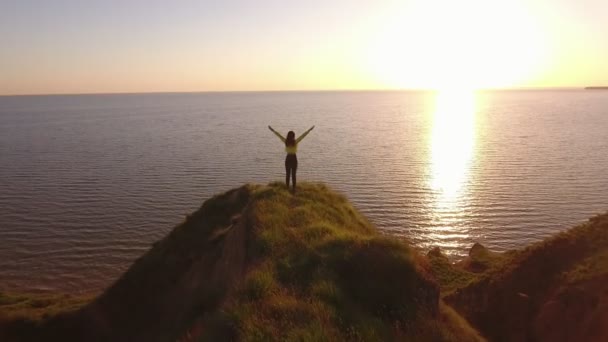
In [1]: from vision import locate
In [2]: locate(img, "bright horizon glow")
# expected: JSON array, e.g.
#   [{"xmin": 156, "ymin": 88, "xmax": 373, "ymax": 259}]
[
  {"xmin": 1, "ymin": 0, "xmax": 607, "ymax": 95},
  {"xmin": 366, "ymin": 0, "xmax": 548, "ymax": 90}
]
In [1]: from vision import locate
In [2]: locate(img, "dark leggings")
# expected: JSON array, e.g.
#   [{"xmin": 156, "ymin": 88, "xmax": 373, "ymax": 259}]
[{"xmin": 285, "ymin": 154, "xmax": 298, "ymax": 189}]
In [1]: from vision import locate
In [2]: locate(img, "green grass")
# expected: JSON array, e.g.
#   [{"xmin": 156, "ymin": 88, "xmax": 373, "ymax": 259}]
[
  {"xmin": 192, "ymin": 182, "xmax": 481, "ymax": 341},
  {"xmin": 1, "ymin": 182, "xmax": 485, "ymax": 342},
  {"xmin": 427, "ymin": 248, "xmax": 477, "ymax": 295},
  {"xmin": 0, "ymin": 291, "xmax": 92, "ymax": 321},
  {"xmin": 565, "ymin": 249, "xmax": 608, "ymax": 283},
  {"xmin": 6, "ymin": 182, "xmax": 606, "ymax": 342},
  {"xmin": 426, "ymin": 242, "xmax": 516, "ymax": 295}
]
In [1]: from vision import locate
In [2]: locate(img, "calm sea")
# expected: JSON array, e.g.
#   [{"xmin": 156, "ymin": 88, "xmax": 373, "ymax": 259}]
[{"xmin": 1, "ymin": 90, "xmax": 607, "ymax": 292}]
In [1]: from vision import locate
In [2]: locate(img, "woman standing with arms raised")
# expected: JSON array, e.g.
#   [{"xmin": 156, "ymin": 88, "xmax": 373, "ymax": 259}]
[{"xmin": 268, "ymin": 125, "xmax": 315, "ymax": 193}]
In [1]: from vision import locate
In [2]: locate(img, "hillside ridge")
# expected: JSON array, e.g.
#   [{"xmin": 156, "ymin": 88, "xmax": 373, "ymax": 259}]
[{"xmin": 2, "ymin": 182, "xmax": 606, "ymax": 341}]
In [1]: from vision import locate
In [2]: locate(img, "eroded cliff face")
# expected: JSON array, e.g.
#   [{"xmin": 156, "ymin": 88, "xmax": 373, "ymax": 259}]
[
  {"xmin": 83, "ymin": 185, "xmax": 253, "ymax": 341},
  {"xmin": 1, "ymin": 185, "xmax": 253, "ymax": 342},
  {"xmin": 535, "ymin": 273, "xmax": 608, "ymax": 342},
  {"xmin": 445, "ymin": 213, "xmax": 608, "ymax": 342}
]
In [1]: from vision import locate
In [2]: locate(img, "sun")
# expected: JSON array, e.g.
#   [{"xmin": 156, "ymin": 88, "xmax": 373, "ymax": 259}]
[{"xmin": 366, "ymin": 0, "xmax": 548, "ymax": 91}]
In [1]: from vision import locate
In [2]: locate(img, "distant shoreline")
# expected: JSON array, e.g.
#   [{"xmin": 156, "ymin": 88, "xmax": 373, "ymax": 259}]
[{"xmin": 585, "ymin": 86, "xmax": 608, "ymax": 90}]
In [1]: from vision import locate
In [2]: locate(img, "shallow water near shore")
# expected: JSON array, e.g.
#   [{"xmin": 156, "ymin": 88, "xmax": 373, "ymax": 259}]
[{"xmin": 1, "ymin": 90, "xmax": 607, "ymax": 292}]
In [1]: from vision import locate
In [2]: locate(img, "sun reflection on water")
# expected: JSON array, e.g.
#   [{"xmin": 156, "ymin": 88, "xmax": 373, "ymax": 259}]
[{"xmin": 427, "ymin": 90, "xmax": 477, "ymax": 254}]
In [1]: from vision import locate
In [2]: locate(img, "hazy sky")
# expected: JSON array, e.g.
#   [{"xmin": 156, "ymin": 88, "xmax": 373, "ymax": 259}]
[{"xmin": 1, "ymin": 0, "xmax": 607, "ymax": 95}]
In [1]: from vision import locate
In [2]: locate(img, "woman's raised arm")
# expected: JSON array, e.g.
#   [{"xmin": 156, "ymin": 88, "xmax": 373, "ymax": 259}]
[
  {"xmin": 268, "ymin": 125, "xmax": 286, "ymax": 143},
  {"xmin": 296, "ymin": 125, "xmax": 315, "ymax": 143}
]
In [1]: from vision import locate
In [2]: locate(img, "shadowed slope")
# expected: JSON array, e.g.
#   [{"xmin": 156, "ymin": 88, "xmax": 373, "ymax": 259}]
[
  {"xmin": 445, "ymin": 212, "xmax": 608, "ymax": 342},
  {"xmin": 1, "ymin": 185, "xmax": 253, "ymax": 342}
]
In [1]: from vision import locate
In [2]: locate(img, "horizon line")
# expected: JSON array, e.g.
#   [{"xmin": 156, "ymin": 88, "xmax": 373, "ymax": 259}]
[{"xmin": 0, "ymin": 86, "xmax": 594, "ymax": 97}]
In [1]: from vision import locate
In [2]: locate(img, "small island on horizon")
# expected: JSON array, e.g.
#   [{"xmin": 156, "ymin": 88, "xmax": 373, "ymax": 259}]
[{"xmin": 585, "ymin": 86, "xmax": 608, "ymax": 90}]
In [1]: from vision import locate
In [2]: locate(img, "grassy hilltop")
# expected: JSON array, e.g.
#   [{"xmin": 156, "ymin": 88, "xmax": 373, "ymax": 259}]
[
  {"xmin": 1, "ymin": 182, "xmax": 607, "ymax": 341},
  {"xmin": 0, "ymin": 183, "xmax": 482, "ymax": 341}
]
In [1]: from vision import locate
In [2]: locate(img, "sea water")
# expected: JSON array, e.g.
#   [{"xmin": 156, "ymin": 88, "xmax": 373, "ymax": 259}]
[{"xmin": 1, "ymin": 90, "xmax": 607, "ymax": 291}]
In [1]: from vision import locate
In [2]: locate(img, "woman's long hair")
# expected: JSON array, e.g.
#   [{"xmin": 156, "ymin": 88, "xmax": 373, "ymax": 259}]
[{"xmin": 286, "ymin": 131, "xmax": 296, "ymax": 147}]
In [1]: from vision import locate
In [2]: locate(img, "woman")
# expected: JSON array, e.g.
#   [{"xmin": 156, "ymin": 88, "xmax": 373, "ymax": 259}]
[{"xmin": 268, "ymin": 125, "xmax": 315, "ymax": 192}]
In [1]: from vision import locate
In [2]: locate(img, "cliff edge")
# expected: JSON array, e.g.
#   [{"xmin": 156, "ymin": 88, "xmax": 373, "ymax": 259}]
[
  {"xmin": 0, "ymin": 182, "xmax": 483, "ymax": 341},
  {"xmin": 2, "ymin": 182, "xmax": 606, "ymax": 341},
  {"xmin": 443, "ymin": 213, "xmax": 608, "ymax": 342}
]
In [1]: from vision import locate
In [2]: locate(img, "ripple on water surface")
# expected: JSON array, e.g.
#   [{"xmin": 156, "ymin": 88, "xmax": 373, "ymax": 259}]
[{"xmin": 1, "ymin": 90, "xmax": 607, "ymax": 291}]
